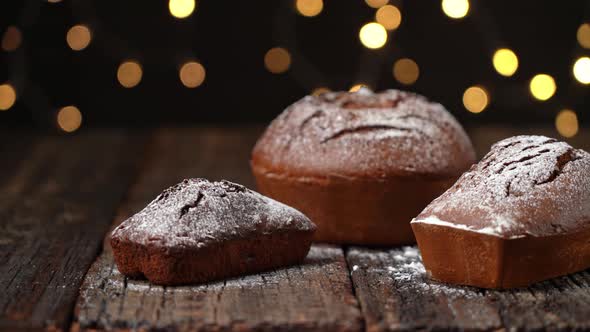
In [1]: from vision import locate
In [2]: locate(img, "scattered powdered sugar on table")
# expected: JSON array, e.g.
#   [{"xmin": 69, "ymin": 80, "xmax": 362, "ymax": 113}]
[
  {"xmin": 388, "ymin": 247, "xmax": 482, "ymax": 296},
  {"xmin": 351, "ymin": 246, "xmax": 479, "ymax": 296},
  {"xmin": 252, "ymin": 89, "xmax": 475, "ymax": 178},
  {"xmin": 388, "ymin": 247, "xmax": 426, "ymax": 279},
  {"xmin": 412, "ymin": 215, "xmax": 525, "ymax": 239},
  {"xmin": 413, "ymin": 135, "xmax": 590, "ymax": 238},
  {"xmin": 111, "ymin": 178, "xmax": 315, "ymax": 248}
]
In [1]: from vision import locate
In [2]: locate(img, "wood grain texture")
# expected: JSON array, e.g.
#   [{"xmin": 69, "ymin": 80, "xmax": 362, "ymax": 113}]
[
  {"xmin": 75, "ymin": 246, "xmax": 361, "ymax": 332},
  {"xmin": 0, "ymin": 130, "xmax": 147, "ymax": 332},
  {"xmin": 3, "ymin": 126, "xmax": 589, "ymax": 332},
  {"xmin": 347, "ymin": 246, "xmax": 590, "ymax": 332},
  {"xmin": 73, "ymin": 127, "xmax": 363, "ymax": 332}
]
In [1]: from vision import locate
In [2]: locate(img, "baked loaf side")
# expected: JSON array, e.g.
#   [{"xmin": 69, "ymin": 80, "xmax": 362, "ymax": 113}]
[
  {"xmin": 252, "ymin": 88, "xmax": 476, "ymax": 181},
  {"xmin": 412, "ymin": 136, "xmax": 590, "ymax": 288},
  {"xmin": 111, "ymin": 179, "xmax": 316, "ymax": 285},
  {"xmin": 252, "ymin": 89, "xmax": 476, "ymax": 245},
  {"xmin": 413, "ymin": 135, "xmax": 590, "ymax": 238}
]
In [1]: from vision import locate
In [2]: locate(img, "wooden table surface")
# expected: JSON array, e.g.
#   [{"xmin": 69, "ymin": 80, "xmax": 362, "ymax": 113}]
[{"xmin": 1, "ymin": 126, "xmax": 590, "ymax": 332}]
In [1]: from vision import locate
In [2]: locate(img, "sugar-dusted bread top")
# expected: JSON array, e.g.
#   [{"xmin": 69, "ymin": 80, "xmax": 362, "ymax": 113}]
[
  {"xmin": 251, "ymin": 89, "xmax": 476, "ymax": 180},
  {"xmin": 111, "ymin": 179, "xmax": 316, "ymax": 249},
  {"xmin": 413, "ymin": 135, "xmax": 590, "ymax": 238}
]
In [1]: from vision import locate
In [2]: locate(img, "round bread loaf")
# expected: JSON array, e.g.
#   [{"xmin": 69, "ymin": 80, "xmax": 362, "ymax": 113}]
[
  {"xmin": 251, "ymin": 88, "xmax": 476, "ymax": 244},
  {"xmin": 412, "ymin": 135, "xmax": 590, "ymax": 288}
]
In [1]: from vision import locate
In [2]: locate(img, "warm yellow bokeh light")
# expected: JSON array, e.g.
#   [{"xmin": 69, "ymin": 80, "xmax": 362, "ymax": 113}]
[
  {"xmin": 47, "ymin": 0, "xmax": 62, "ymax": 3},
  {"xmin": 169, "ymin": 0, "xmax": 195, "ymax": 19},
  {"xmin": 264, "ymin": 47, "xmax": 291, "ymax": 74},
  {"xmin": 359, "ymin": 23, "xmax": 387, "ymax": 49},
  {"xmin": 0, "ymin": 84, "xmax": 16, "ymax": 111},
  {"xmin": 375, "ymin": 5, "xmax": 402, "ymax": 30},
  {"xmin": 393, "ymin": 58, "xmax": 419, "ymax": 85},
  {"xmin": 1, "ymin": 26, "xmax": 22, "ymax": 52},
  {"xmin": 179, "ymin": 61, "xmax": 206, "ymax": 88},
  {"xmin": 57, "ymin": 106, "xmax": 82, "ymax": 133},
  {"xmin": 365, "ymin": 0, "xmax": 388, "ymax": 9},
  {"xmin": 349, "ymin": 84, "xmax": 368, "ymax": 92},
  {"xmin": 555, "ymin": 109, "xmax": 579, "ymax": 138},
  {"xmin": 441, "ymin": 0, "xmax": 469, "ymax": 19},
  {"xmin": 66, "ymin": 25, "xmax": 91, "ymax": 51},
  {"xmin": 573, "ymin": 57, "xmax": 590, "ymax": 84},
  {"xmin": 529, "ymin": 74, "xmax": 556, "ymax": 101},
  {"xmin": 462, "ymin": 86, "xmax": 489, "ymax": 113},
  {"xmin": 577, "ymin": 23, "xmax": 590, "ymax": 49},
  {"xmin": 295, "ymin": 0, "xmax": 323, "ymax": 17},
  {"xmin": 312, "ymin": 87, "xmax": 330, "ymax": 96},
  {"xmin": 117, "ymin": 61, "xmax": 143, "ymax": 88},
  {"xmin": 492, "ymin": 48, "xmax": 518, "ymax": 77}
]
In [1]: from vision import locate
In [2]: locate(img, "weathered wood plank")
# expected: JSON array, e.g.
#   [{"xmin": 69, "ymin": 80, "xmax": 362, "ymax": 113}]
[
  {"xmin": 73, "ymin": 127, "xmax": 362, "ymax": 332},
  {"xmin": 347, "ymin": 246, "xmax": 590, "ymax": 332},
  {"xmin": 0, "ymin": 130, "xmax": 148, "ymax": 332},
  {"xmin": 76, "ymin": 245, "xmax": 361, "ymax": 332}
]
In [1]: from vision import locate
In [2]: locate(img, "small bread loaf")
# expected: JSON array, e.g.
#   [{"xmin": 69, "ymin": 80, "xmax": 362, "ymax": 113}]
[
  {"xmin": 252, "ymin": 88, "xmax": 475, "ymax": 245},
  {"xmin": 412, "ymin": 135, "xmax": 590, "ymax": 288},
  {"xmin": 111, "ymin": 179, "xmax": 316, "ymax": 285}
]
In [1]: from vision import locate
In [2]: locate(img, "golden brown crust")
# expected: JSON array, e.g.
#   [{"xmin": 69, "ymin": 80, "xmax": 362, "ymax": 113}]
[
  {"xmin": 413, "ymin": 222, "xmax": 590, "ymax": 288},
  {"xmin": 254, "ymin": 171, "xmax": 457, "ymax": 245}
]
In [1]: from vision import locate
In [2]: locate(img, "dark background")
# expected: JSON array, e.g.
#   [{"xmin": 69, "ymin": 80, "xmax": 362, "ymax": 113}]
[{"xmin": 0, "ymin": 0, "xmax": 589, "ymax": 131}]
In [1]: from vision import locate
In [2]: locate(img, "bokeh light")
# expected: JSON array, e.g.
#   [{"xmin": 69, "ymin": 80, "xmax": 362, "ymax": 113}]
[
  {"xmin": 492, "ymin": 48, "xmax": 518, "ymax": 77},
  {"xmin": 462, "ymin": 86, "xmax": 489, "ymax": 113},
  {"xmin": 179, "ymin": 61, "xmax": 206, "ymax": 88},
  {"xmin": 66, "ymin": 25, "xmax": 91, "ymax": 51},
  {"xmin": 1, "ymin": 26, "xmax": 22, "ymax": 52},
  {"xmin": 264, "ymin": 47, "xmax": 291, "ymax": 74},
  {"xmin": 349, "ymin": 84, "xmax": 368, "ymax": 92},
  {"xmin": 359, "ymin": 23, "xmax": 387, "ymax": 49},
  {"xmin": 529, "ymin": 74, "xmax": 556, "ymax": 101},
  {"xmin": 375, "ymin": 5, "xmax": 401, "ymax": 30},
  {"xmin": 365, "ymin": 0, "xmax": 388, "ymax": 9},
  {"xmin": 555, "ymin": 109, "xmax": 579, "ymax": 138},
  {"xmin": 0, "ymin": 84, "xmax": 16, "ymax": 111},
  {"xmin": 441, "ymin": 0, "xmax": 469, "ymax": 19},
  {"xmin": 295, "ymin": 0, "xmax": 323, "ymax": 17},
  {"xmin": 117, "ymin": 61, "xmax": 143, "ymax": 88},
  {"xmin": 47, "ymin": 0, "xmax": 62, "ymax": 3},
  {"xmin": 169, "ymin": 0, "xmax": 196, "ymax": 19},
  {"xmin": 577, "ymin": 23, "xmax": 590, "ymax": 49},
  {"xmin": 57, "ymin": 106, "xmax": 82, "ymax": 133},
  {"xmin": 393, "ymin": 58, "xmax": 419, "ymax": 85},
  {"xmin": 312, "ymin": 87, "xmax": 330, "ymax": 96},
  {"xmin": 573, "ymin": 57, "xmax": 590, "ymax": 84}
]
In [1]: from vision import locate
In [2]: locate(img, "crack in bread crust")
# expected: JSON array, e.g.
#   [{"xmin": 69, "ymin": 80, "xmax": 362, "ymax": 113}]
[
  {"xmin": 252, "ymin": 89, "xmax": 476, "ymax": 179},
  {"xmin": 319, "ymin": 125, "xmax": 426, "ymax": 144}
]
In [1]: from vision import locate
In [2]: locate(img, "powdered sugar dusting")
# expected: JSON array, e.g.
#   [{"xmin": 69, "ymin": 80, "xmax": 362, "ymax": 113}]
[
  {"xmin": 252, "ymin": 89, "xmax": 475, "ymax": 179},
  {"xmin": 112, "ymin": 178, "xmax": 316, "ymax": 248},
  {"xmin": 415, "ymin": 135, "xmax": 590, "ymax": 238},
  {"xmin": 412, "ymin": 215, "xmax": 525, "ymax": 239},
  {"xmin": 350, "ymin": 246, "xmax": 478, "ymax": 296}
]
